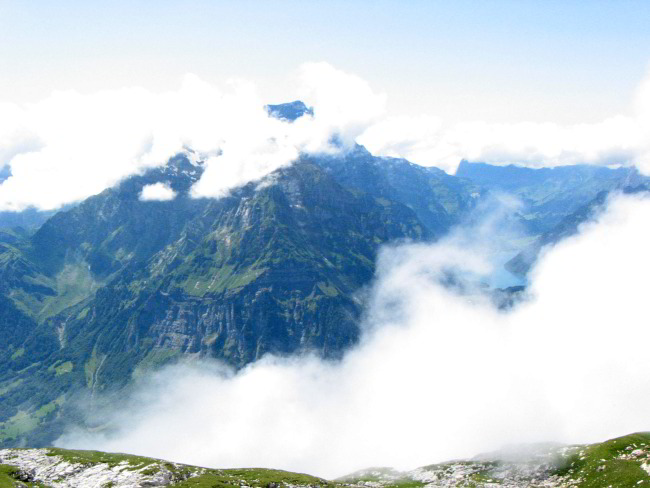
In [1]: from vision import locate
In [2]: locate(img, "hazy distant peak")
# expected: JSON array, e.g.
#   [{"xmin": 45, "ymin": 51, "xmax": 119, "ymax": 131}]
[
  {"xmin": 265, "ymin": 100, "xmax": 314, "ymax": 122},
  {"xmin": 0, "ymin": 165, "xmax": 11, "ymax": 183}
]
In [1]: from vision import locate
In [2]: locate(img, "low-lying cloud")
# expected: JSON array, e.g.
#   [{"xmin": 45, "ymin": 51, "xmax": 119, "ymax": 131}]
[{"xmin": 59, "ymin": 192, "xmax": 650, "ymax": 479}]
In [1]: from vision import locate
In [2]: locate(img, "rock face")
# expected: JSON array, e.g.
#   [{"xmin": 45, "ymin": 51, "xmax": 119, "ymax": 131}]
[
  {"xmin": 0, "ymin": 449, "xmax": 176, "ymax": 487},
  {"xmin": 0, "ymin": 448, "xmax": 330, "ymax": 488}
]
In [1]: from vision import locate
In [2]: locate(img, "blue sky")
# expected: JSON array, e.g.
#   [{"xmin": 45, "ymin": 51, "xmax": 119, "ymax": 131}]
[{"xmin": 1, "ymin": 0, "xmax": 650, "ymax": 124}]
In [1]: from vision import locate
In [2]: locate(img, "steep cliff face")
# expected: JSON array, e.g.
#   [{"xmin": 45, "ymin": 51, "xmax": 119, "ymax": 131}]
[{"xmin": 54, "ymin": 159, "xmax": 428, "ymax": 391}]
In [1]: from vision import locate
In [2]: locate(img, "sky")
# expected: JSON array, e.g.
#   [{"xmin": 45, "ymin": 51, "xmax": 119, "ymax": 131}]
[
  {"xmin": 1, "ymin": 1, "xmax": 650, "ymax": 210},
  {"xmin": 2, "ymin": 0, "xmax": 650, "ymax": 124}
]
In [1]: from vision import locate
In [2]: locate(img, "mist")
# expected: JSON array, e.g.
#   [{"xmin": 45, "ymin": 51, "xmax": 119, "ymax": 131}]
[{"xmin": 56, "ymin": 191, "xmax": 650, "ymax": 478}]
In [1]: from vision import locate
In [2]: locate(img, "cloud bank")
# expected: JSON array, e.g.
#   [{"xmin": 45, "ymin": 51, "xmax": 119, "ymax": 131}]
[
  {"xmin": 358, "ymin": 70, "xmax": 650, "ymax": 174},
  {"xmin": 59, "ymin": 192, "xmax": 650, "ymax": 479},
  {"xmin": 3, "ymin": 62, "xmax": 650, "ymax": 210},
  {"xmin": 359, "ymin": 114, "xmax": 647, "ymax": 174},
  {"xmin": 0, "ymin": 63, "xmax": 386, "ymax": 211}
]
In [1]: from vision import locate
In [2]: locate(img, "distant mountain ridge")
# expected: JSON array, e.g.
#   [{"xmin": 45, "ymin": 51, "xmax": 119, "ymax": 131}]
[{"xmin": 456, "ymin": 160, "xmax": 645, "ymax": 233}]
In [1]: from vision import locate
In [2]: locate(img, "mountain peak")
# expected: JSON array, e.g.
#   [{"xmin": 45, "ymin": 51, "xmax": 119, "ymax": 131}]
[
  {"xmin": 0, "ymin": 165, "xmax": 10, "ymax": 183},
  {"xmin": 265, "ymin": 100, "xmax": 314, "ymax": 122}
]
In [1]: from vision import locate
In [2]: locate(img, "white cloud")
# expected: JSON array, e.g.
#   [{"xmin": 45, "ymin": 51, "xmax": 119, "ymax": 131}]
[
  {"xmin": 359, "ymin": 70, "xmax": 650, "ymax": 174},
  {"xmin": 139, "ymin": 182, "xmax": 176, "ymax": 202},
  {"xmin": 59, "ymin": 192, "xmax": 650, "ymax": 479},
  {"xmin": 360, "ymin": 114, "xmax": 647, "ymax": 174},
  {"xmin": 296, "ymin": 62, "xmax": 387, "ymax": 149},
  {"xmin": 357, "ymin": 114, "xmax": 449, "ymax": 167},
  {"xmin": 190, "ymin": 62, "xmax": 389, "ymax": 199},
  {"xmin": 0, "ymin": 64, "xmax": 387, "ymax": 211},
  {"xmin": 0, "ymin": 102, "xmax": 43, "ymax": 169},
  {"xmin": 2, "ymin": 63, "xmax": 649, "ymax": 210}
]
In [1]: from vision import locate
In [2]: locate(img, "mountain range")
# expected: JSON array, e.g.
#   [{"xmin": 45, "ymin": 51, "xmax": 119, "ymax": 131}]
[{"xmin": 0, "ymin": 102, "xmax": 647, "ymax": 448}]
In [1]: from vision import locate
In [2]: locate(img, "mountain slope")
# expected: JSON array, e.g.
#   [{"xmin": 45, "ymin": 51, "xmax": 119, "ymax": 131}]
[
  {"xmin": 0, "ymin": 153, "xmax": 431, "ymax": 447},
  {"xmin": 312, "ymin": 146, "xmax": 481, "ymax": 235},
  {"xmin": 505, "ymin": 184, "xmax": 649, "ymax": 276}
]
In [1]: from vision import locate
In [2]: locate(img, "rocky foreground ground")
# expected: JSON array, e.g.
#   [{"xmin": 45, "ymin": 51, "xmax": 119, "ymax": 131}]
[{"xmin": 1, "ymin": 433, "xmax": 650, "ymax": 488}]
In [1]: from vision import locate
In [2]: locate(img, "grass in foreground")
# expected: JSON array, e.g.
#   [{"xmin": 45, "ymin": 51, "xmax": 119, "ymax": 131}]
[
  {"xmin": 0, "ymin": 464, "xmax": 48, "ymax": 488},
  {"xmin": 45, "ymin": 448, "xmax": 159, "ymax": 471},
  {"xmin": 554, "ymin": 433, "xmax": 650, "ymax": 487},
  {"xmin": 174, "ymin": 468, "xmax": 332, "ymax": 488}
]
